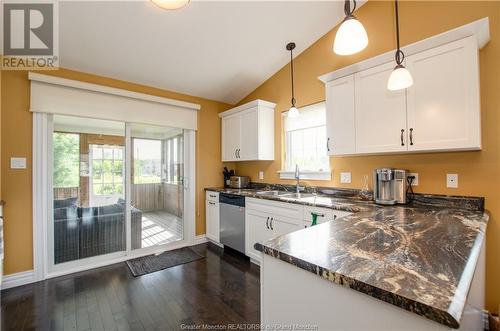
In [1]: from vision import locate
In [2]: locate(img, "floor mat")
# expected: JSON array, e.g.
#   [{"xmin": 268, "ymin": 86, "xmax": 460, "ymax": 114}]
[{"xmin": 126, "ymin": 247, "xmax": 205, "ymax": 277}]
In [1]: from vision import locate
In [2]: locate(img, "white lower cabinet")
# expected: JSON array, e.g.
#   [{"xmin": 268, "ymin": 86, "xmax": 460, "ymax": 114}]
[
  {"xmin": 245, "ymin": 209, "xmax": 275, "ymax": 262},
  {"xmin": 271, "ymin": 216, "xmax": 301, "ymax": 237},
  {"xmin": 243, "ymin": 197, "xmax": 353, "ymax": 264},
  {"xmin": 205, "ymin": 191, "xmax": 220, "ymax": 244},
  {"xmin": 244, "ymin": 198, "xmax": 302, "ymax": 264}
]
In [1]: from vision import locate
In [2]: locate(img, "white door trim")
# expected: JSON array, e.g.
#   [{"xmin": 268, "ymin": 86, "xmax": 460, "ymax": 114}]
[
  {"xmin": 30, "ymin": 115, "xmax": 198, "ymax": 283},
  {"xmin": 32, "ymin": 113, "xmax": 51, "ymax": 282}
]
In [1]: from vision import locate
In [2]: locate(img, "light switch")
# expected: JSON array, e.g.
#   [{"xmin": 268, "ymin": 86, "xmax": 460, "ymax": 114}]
[
  {"xmin": 340, "ymin": 172, "xmax": 351, "ymax": 184},
  {"xmin": 259, "ymin": 171, "xmax": 264, "ymax": 180},
  {"xmin": 10, "ymin": 157, "xmax": 27, "ymax": 169},
  {"xmin": 447, "ymin": 174, "xmax": 458, "ymax": 188}
]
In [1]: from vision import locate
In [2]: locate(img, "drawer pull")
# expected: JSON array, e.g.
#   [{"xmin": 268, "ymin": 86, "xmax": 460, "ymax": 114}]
[{"xmin": 209, "ymin": 202, "xmax": 216, "ymax": 205}]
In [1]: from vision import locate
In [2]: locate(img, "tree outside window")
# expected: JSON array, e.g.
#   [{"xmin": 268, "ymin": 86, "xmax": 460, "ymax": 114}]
[{"xmin": 53, "ymin": 132, "xmax": 80, "ymax": 188}]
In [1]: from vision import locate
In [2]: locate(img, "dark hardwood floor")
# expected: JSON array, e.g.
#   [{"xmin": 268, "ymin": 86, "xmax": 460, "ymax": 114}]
[{"xmin": 1, "ymin": 243, "xmax": 260, "ymax": 330}]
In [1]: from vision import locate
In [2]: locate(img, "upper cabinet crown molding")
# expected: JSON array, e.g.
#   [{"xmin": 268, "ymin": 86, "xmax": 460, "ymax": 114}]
[
  {"xmin": 318, "ymin": 17, "xmax": 490, "ymax": 83},
  {"xmin": 220, "ymin": 99, "xmax": 276, "ymax": 162},
  {"xmin": 219, "ymin": 99, "xmax": 276, "ymax": 118}
]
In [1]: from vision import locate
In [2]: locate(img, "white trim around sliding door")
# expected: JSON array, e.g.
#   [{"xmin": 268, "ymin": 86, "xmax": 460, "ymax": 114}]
[
  {"xmin": 33, "ymin": 113, "xmax": 50, "ymax": 282},
  {"xmin": 32, "ymin": 115, "xmax": 198, "ymax": 283},
  {"xmin": 183, "ymin": 130, "xmax": 196, "ymax": 246}
]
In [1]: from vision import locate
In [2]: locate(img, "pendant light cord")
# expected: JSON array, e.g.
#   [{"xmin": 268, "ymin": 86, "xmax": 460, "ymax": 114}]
[
  {"xmin": 394, "ymin": 0, "xmax": 404, "ymax": 65},
  {"xmin": 344, "ymin": 0, "xmax": 357, "ymax": 16},
  {"xmin": 290, "ymin": 46, "xmax": 295, "ymax": 107}
]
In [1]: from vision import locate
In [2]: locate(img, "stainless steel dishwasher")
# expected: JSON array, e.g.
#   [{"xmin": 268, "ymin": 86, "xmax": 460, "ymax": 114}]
[{"xmin": 219, "ymin": 193, "xmax": 245, "ymax": 254}]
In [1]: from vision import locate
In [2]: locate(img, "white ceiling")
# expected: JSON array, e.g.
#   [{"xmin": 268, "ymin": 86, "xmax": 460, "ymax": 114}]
[{"xmin": 59, "ymin": 1, "xmax": 348, "ymax": 104}]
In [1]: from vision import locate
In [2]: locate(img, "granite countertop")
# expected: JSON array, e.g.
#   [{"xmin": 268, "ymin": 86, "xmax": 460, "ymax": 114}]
[{"xmin": 205, "ymin": 186, "xmax": 489, "ymax": 328}]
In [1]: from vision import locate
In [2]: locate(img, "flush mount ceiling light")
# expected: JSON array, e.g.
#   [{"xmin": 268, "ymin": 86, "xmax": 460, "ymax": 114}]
[
  {"xmin": 333, "ymin": 0, "xmax": 368, "ymax": 55},
  {"xmin": 151, "ymin": 0, "xmax": 190, "ymax": 10},
  {"xmin": 286, "ymin": 42, "xmax": 299, "ymax": 119},
  {"xmin": 387, "ymin": 0, "xmax": 413, "ymax": 91}
]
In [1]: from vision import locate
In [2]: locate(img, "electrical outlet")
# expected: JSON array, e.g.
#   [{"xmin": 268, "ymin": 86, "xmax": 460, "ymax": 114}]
[
  {"xmin": 408, "ymin": 173, "xmax": 419, "ymax": 186},
  {"xmin": 10, "ymin": 157, "xmax": 26, "ymax": 169},
  {"xmin": 259, "ymin": 171, "xmax": 264, "ymax": 180},
  {"xmin": 447, "ymin": 174, "xmax": 458, "ymax": 188},
  {"xmin": 340, "ymin": 172, "xmax": 351, "ymax": 184}
]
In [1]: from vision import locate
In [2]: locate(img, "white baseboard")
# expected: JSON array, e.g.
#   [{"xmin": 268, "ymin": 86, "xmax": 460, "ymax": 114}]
[
  {"xmin": 1, "ymin": 270, "xmax": 36, "ymax": 290},
  {"xmin": 1, "ymin": 238, "xmax": 210, "ymax": 291},
  {"xmin": 193, "ymin": 234, "xmax": 208, "ymax": 245}
]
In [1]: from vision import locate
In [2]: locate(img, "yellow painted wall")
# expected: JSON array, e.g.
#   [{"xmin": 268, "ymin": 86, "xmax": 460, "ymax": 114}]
[
  {"xmin": 235, "ymin": 1, "xmax": 500, "ymax": 311},
  {"xmin": 0, "ymin": 68, "xmax": 232, "ymax": 275}
]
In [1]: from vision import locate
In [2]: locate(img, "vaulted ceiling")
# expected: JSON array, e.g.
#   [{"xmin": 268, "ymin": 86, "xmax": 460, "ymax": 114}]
[{"xmin": 59, "ymin": 1, "xmax": 348, "ymax": 104}]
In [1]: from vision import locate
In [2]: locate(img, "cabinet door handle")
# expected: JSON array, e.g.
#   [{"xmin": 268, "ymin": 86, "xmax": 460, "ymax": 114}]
[
  {"xmin": 208, "ymin": 202, "xmax": 215, "ymax": 205},
  {"xmin": 334, "ymin": 215, "xmax": 337, "ymax": 220},
  {"xmin": 270, "ymin": 217, "xmax": 274, "ymax": 230},
  {"xmin": 237, "ymin": 149, "xmax": 240, "ymax": 158},
  {"xmin": 327, "ymin": 137, "xmax": 330, "ymax": 152},
  {"xmin": 235, "ymin": 149, "xmax": 238, "ymax": 158},
  {"xmin": 400, "ymin": 129, "xmax": 405, "ymax": 146},
  {"xmin": 266, "ymin": 217, "xmax": 269, "ymax": 229},
  {"xmin": 409, "ymin": 128, "xmax": 414, "ymax": 146}
]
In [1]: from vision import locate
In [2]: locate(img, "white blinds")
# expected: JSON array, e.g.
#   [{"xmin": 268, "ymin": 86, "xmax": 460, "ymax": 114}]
[
  {"xmin": 29, "ymin": 73, "xmax": 200, "ymax": 130},
  {"xmin": 284, "ymin": 102, "xmax": 326, "ymax": 132}
]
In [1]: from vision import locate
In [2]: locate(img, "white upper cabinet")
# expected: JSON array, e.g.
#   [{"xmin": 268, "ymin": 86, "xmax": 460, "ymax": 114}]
[
  {"xmin": 319, "ymin": 18, "xmax": 488, "ymax": 156},
  {"xmin": 220, "ymin": 100, "xmax": 276, "ymax": 162},
  {"xmin": 406, "ymin": 36, "xmax": 481, "ymax": 151},
  {"xmin": 355, "ymin": 62, "xmax": 407, "ymax": 154},
  {"xmin": 325, "ymin": 75, "xmax": 355, "ymax": 155},
  {"xmin": 222, "ymin": 114, "xmax": 241, "ymax": 161}
]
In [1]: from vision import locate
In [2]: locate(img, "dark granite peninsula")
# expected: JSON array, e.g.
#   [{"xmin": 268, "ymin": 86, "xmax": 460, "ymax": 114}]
[{"xmin": 205, "ymin": 186, "xmax": 488, "ymax": 330}]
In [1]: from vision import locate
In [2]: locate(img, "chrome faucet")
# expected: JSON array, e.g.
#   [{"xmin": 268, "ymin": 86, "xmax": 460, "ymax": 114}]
[{"xmin": 294, "ymin": 164, "xmax": 303, "ymax": 194}]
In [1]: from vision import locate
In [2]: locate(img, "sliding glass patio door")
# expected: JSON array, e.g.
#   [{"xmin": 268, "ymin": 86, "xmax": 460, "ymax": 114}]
[
  {"xmin": 129, "ymin": 124, "xmax": 184, "ymax": 252},
  {"xmin": 49, "ymin": 116, "xmax": 187, "ymax": 273},
  {"xmin": 52, "ymin": 115, "xmax": 126, "ymax": 266}
]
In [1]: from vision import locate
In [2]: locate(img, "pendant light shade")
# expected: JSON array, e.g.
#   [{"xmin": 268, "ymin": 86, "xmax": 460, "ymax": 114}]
[
  {"xmin": 333, "ymin": 0, "xmax": 368, "ymax": 55},
  {"xmin": 286, "ymin": 42, "xmax": 299, "ymax": 119},
  {"xmin": 387, "ymin": 0, "xmax": 413, "ymax": 91},
  {"xmin": 288, "ymin": 106, "xmax": 299, "ymax": 118},
  {"xmin": 387, "ymin": 64, "xmax": 414, "ymax": 90},
  {"xmin": 151, "ymin": 0, "xmax": 190, "ymax": 10}
]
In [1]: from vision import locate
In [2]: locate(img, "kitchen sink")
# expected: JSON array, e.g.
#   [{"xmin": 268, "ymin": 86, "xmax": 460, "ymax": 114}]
[
  {"xmin": 256, "ymin": 190, "xmax": 290, "ymax": 197},
  {"xmin": 280, "ymin": 192, "xmax": 316, "ymax": 200}
]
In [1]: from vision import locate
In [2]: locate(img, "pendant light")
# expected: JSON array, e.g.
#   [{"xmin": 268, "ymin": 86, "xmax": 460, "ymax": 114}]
[
  {"xmin": 387, "ymin": 0, "xmax": 413, "ymax": 91},
  {"xmin": 286, "ymin": 42, "xmax": 299, "ymax": 119},
  {"xmin": 333, "ymin": 0, "xmax": 368, "ymax": 55},
  {"xmin": 151, "ymin": 0, "xmax": 190, "ymax": 10}
]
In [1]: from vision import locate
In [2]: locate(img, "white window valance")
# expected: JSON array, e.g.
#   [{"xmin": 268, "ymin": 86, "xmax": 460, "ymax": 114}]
[{"xmin": 29, "ymin": 73, "xmax": 200, "ymax": 130}]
